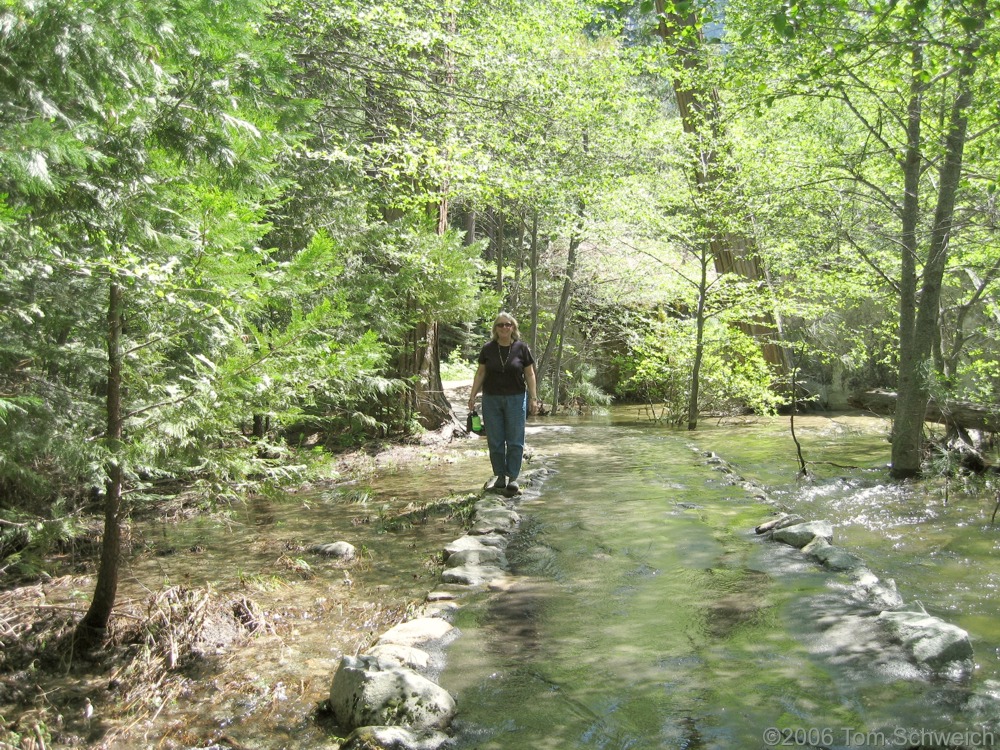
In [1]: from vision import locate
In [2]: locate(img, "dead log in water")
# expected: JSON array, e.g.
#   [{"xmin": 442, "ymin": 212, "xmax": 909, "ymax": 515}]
[{"xmin": 848, "ymin": 389, "xmax": 1000, "ymax": 433}]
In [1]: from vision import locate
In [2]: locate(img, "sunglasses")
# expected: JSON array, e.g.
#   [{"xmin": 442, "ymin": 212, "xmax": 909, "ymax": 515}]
[{"xmin": 495, "ymin": 322, "xmax": 513, "ymax": 327}]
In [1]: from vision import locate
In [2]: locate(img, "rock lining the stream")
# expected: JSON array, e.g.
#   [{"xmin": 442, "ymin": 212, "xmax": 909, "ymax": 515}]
[
  {"xmin": 756, "ymin": 509, "xmax": 974, "ymax": 676},
  {"xmin": 757, "ymin": 511, "xmax": 974, "ymax": 676},
  {"xmin": 877, "ymin": 609, "xmax": 975, "ymax": 670},
  {"xmin": 328, "ymin": 654, "xmax": 457, "ymax": 731},
  {"xmin": 741, "ymin": 486, "xmax": 976, "ymax": 678},
  {"xmin": 771, "ymin": 519, "xmax": 834, "ymax": 547},
  {"xmin": 326, "ymin": 467, "xmax": 549, "ymax": 749},
  {"xmin": 694, "ymin": 451, "xmax": 976, "ymax": 680}
]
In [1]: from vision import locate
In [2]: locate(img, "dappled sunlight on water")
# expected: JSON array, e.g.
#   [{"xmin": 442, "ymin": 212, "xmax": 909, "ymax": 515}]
[{"xmin": 443, "ymin": 409, "xmax": 1000, "ymax": 749}]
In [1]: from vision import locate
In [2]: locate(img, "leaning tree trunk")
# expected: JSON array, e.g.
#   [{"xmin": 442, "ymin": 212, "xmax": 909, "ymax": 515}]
[
  {"xmin": 889, "ymin": 46, "xmax": 928, "ymax": 478},
  {"xmin": 78, "ymin": 279, "xmax": 126, "ymax": 642}
]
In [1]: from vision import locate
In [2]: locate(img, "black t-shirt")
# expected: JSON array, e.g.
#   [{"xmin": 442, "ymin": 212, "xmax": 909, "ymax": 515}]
[{"xmin": 478, "ymin": 340, "xmax": 535, "ymax": 396}]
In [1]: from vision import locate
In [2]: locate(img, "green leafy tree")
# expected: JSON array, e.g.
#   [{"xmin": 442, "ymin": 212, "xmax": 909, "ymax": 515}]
[
  {"xmin": 726, "ymin": 0, "xmax": 999, "ymax": 475},
  {"xmin": 0, "ymin": 0, "xmax": 303, "ymax": 637}
]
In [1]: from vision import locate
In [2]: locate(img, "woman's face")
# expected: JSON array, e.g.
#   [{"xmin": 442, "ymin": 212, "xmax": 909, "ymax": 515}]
[{"xmin": 495, "ymin": 319, "xmax": 514, "ymax": 336}]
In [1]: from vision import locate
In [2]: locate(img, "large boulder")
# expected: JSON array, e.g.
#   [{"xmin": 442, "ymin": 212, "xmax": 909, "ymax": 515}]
[
  {"xmin": 367, "ymin": 643, "xmax": 431, "ymax": 670},
  {"xmin": 877, "ymin": 610, "xmax": 974, "ymax": 671},
  {"xmin": 329, "ymin": 655, "xmax": 456, "ymax": 731}
]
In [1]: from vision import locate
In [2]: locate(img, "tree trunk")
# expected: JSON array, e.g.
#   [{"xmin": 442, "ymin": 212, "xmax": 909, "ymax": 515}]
[
  {"xmin": 551, "ymin": 329, "xmax": 564, "ymax": 414},
  {"xmin": 462, "ymin": 208, "xmax": 476, "ymax": 247},
  {"xmin": 409, "ymin": 320, "xmax": 454, "ymax": 429},
  {"xmin": 462, "ymin": 204, "xmax": 476, "ymax": 246},
  {"xmin": 78, "ymin": 280, "xmax": 125, "ymax": 642},
  {"xmin": 890, "ymin": 47, "xmax": 927, "ymax": 478},
  {"xmin": 393, "ymin": 10, "xmax": 460, "ymax": 433},
  {"xmin": 528, "ymin": 211, "xmax": 540, "ymax": 353},
  {"xmin": 399, "ymin": 187, "xmax": 460, "ymax": 430},
  {"xmin": 891, "ymin": 45, "xmax": 976, "ymax": 478},
  {"xmin": 536, "ymin": 220, "xmax": 580, "ymax": 387},
  {"xmin": 488, "ymin": 207, "xmax": 505, "ymax": 297},
  {"xmin": 510, "ymin": 216, "xmax": 525, "ymax": 311},
  {"xmin": 654, "ymin": 1, "xmax": 787, "ymax": 372},
  {"xmin": 687, "ymin": 250, "xmax": 710, "ymax": 430}
]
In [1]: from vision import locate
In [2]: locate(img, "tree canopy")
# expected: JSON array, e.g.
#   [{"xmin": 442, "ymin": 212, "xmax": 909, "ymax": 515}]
[{"xmin": 2, "ymin": 0, "xmax": 1000, "ymax": 617}]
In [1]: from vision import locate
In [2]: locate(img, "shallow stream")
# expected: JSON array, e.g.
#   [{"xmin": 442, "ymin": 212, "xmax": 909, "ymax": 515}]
[
  {"xmin": 121, "ymin": 409, "xmax": 1000, "ymax": 749},
  {"xmin": 442, "ymin": 410, "xmax": 1000, "ymax": 749}
]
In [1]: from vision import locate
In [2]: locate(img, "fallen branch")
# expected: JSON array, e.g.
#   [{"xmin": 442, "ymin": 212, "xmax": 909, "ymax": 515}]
[{"xmin": 849, "ymin": 389, "xmax": 1000, "ymax": 433}]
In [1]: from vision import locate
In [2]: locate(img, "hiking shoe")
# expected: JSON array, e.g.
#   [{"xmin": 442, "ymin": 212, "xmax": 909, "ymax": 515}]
[
  {"xmin": 489, "ymin": 477, "xmax": 507, "ymax": 493},
  {"xmin": 503, "ymin": 481, "xmax": 520, "ymax": 497}
]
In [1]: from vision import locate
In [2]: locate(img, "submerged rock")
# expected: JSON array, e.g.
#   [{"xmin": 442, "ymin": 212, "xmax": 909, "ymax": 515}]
[
  {"xmin": 850, "ymin": 569, "xmax": 904, "ymax": 611},
  {"xmin": 965, "ymin": 680, "xmax": 1000, "ymax": 732}
]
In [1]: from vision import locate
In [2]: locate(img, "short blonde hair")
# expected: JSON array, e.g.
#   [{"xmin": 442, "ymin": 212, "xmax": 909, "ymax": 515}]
[{"xmin": 491, "ymin": 312, "xmax": 521, "ymax": 342}]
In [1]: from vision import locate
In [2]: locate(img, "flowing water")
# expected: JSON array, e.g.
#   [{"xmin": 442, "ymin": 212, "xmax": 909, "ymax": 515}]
[
  {"xmin": 115, "ymin": 409, "xmax": 1000, "ymax": 749},
  {"xmin": 440, "ymin": 410, "xmax": 1000, "ymax": 750}
]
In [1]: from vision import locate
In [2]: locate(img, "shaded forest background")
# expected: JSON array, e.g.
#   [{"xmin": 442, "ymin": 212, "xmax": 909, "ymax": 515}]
[{"xmin": 1, "ymin": 0, "xmax": 998, "ymax": 621}]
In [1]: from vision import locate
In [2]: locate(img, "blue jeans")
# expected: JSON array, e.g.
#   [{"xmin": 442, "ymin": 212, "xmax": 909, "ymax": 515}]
[{"xmin": 481, "ymin": 392, "xmax": 527, "ymax": 482}]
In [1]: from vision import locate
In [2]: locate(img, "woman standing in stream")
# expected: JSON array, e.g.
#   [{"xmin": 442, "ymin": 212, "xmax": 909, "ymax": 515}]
[{"xmin": 467, "ymin": 312, "xmax": 540, "ymax": 496}]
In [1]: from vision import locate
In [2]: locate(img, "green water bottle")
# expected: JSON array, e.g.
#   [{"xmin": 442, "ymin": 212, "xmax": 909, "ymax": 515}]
[{"xmin": 471, "ymin": 411, "xmax": 482, "ymax": 432}]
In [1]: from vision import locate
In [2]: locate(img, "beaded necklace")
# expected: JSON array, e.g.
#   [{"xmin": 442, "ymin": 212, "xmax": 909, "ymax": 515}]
[{"xmin": 499, "ymin": 343, "xmax": 511, "ymax": 370}]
